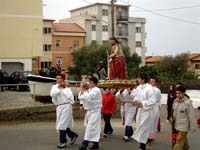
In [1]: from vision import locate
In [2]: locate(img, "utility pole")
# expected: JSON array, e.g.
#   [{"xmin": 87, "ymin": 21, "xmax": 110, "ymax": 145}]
[{"xmin": 111, "ymin": 0, "xmax": 117, "ymax": 38}]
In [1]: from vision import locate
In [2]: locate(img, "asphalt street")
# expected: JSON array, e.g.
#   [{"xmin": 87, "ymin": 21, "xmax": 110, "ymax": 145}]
[{"xmin": 0, "ymin": 119, "xmax": 199, "ymax": 150}]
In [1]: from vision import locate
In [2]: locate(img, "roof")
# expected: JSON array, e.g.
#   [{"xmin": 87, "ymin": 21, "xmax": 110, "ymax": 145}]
[
  {"xmin": 145, "ymin": 56, "xmax": 164, "ymax": 63},
  {"xmin": 52, "ymin": 23, "xmax": 85, "ymax": 33},
  {"xmin": 43, "ymin": 18, "xmax": 55, "ymax": 22},
  {"xmin": 70, "ymin": 2, "xmax": 130, "ymax": 12},
  {"xmin": 187, "ymin": 53, "xmax": 200, "ymax": 61},
  {"xmin": 145, "ymin": 53, "xmax": 200, "ymax": 64}
]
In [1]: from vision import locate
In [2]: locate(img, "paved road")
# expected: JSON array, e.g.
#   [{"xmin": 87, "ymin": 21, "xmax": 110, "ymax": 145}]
[{"xmin": 0, "ymin": 119, "xmax": 199, "ymax": 150}]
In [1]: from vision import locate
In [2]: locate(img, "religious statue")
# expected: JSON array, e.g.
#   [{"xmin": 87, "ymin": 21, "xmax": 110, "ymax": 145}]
[{"xmin": 108, "ymin": 37, "xmax": 127, "ymax": 80}]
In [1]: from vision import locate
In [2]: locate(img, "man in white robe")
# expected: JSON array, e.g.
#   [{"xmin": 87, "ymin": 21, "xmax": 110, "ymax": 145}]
[
  {"xmin": 78, "ymin": 77, "xmax": 102, "ymax": 150},
  {"xmin": 131, "ymin": 72, "xmax": 156, "ymax": 150},
  {"xmin": 50, "ymin": 73, "xmax": 78, "ymax": 148}
]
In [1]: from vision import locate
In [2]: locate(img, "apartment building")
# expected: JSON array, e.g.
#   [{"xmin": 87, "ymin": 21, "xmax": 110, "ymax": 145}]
[
  {"xmin": 0, "ymin": 0, "xmax": 43, "ymax": 75},
  {"xmin": 60, "ymin": 2, "xmax": 146, "ymax": 65},
  {"xmin": 52, "ymin": 23, "xmax": 86, "ymax": 70},
  {"xmin": 32, "ymin": 19, "xmax": 54, "ymax": 72}
]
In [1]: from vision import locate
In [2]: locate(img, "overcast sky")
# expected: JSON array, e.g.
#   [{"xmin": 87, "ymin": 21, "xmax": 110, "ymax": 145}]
[{"xmin": 43, "ymin": 0, "xmax": 200, "ymax": 56}]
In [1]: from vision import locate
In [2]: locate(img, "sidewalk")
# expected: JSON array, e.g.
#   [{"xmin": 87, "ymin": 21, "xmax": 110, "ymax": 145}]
[{"xmin": 0, "ymin": 91, "xmax": 55, "ymax": 121}]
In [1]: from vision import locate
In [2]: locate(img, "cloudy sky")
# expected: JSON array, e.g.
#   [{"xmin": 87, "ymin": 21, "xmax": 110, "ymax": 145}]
[{"xmin": 43, "ymin": 0, "xmax": 200, "ymax": 56}]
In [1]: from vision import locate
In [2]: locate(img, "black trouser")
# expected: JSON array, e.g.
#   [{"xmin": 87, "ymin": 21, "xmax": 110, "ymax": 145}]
[
  {"xmin": 82, "ymin": 140, "xmax": 99, "ymax": 148},
  {"xmin": 167, "ymin": 106, "xmax": 172, "ymax": 120},
  {"xmin": 140, "ymin": 143, "xmax": 146, "ymax": 150},
  {"xmin": 125, "ymin": 126, "xmax": 133, "ymax": 137},
  {"xmin": 103, "ymin": 113, "xmax": 113, "ymax": 134},
  {"xmin": 59, "ymin": 128, "xmax": 78, "ymax": 143}
]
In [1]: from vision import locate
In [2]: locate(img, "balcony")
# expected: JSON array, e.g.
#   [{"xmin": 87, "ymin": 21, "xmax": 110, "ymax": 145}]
[
  {"xmin": 116, "ymin": 30, "xmax": 128, "ymax": 37},
  {"xmin": 116, "ymin": 14, "xmax": 128, "ymax": 21}
]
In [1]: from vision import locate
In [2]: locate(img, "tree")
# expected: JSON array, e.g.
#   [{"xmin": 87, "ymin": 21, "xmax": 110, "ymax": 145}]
[
  {"xmin": 68, "ymin": 43, "xmax": 141, "ymax": 79},
  {"xmin": 154, "ymin": 53, "xmax": 197, "ymax": 92}
]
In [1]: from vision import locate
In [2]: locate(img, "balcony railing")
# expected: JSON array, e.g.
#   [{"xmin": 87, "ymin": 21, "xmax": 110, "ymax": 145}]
[{"xmin": 116, "ymin": 14, "xmax": 128, "ymax": 21}]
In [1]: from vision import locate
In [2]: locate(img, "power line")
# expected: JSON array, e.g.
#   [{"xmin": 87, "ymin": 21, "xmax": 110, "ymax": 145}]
[
  {"xmin": 132, "ymin": 4, "xmax": 200, "ymax": 25},
  {"xmin": 131, "ymin": 5, "xmax": 200, "ymax": 12},
  {"xmin": 82, "ymin": 0, "xmax": 91, "ymax": 4},
  {"xmin": 119, "ymin": 0, "xmax": 200, "ymax": 25}
]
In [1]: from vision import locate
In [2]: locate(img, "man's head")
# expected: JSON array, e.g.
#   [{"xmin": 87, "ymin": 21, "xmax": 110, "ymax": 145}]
[
  {"xmin": 150, "ymin": 77, "xmax": 158, "ymax": 87},
  {"xmin": 88, "ymin": 77, "xmax": 98, "ymax": 88},
  {"xmin": 176, "ymin": 85, "xmax": 186, "ymax": 100},
  {"xmin": 86, "ymin": 72, "xmax": 94, "ymax": 80},
  {"xmin": 137, "ymin": 72, "xmax": 148, "ymax": 84},
  {"xmin": 56, "ymin": 73, "xmax": 65, "ymax": 84}
]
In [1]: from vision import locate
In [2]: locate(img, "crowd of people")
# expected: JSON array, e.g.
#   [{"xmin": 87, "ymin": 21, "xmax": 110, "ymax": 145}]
[{"xmin": 49, "ymin": 71, "xmax": 198, "ymax": 150}]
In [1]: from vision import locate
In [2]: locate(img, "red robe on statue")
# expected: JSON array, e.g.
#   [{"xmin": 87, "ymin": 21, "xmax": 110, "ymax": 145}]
[{"xmin": 110, "ymin": 55, "xmax": 127, "ymax": 80}]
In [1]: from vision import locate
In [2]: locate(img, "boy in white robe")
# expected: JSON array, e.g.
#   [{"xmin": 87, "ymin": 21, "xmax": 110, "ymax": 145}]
[
  {"xmin": 50, "ymin": 73, "xmax": 78, "ymax": 148},
  {"xmin": 116, "ymin": 88, "xmax": 136, "ymax": 141},
  {"xmin": 78, "ymin": 77, "xmax": 102, "ymax": 150},
  {"xmin": 147, "ymin": 77, "xmax": 162, "ymax": 147},
  {"xmin": 131, "ymin": 72, "xmax": 156, "ymax": 150}
]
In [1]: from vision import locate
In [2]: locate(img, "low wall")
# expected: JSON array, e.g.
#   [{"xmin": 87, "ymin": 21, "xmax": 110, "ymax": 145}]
[{"xmin": 0, "ymin": 101, "xmax": 199, "ymax": 122}]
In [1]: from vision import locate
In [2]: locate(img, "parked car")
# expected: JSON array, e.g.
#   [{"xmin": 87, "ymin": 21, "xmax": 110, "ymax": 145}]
[
  {"xmin": 8, "ymin": 71, "xmax": 37, "ymax": 91},
  {"xmin": 0, "ymin": 71, "xmax": 10, "ymax": 91}
]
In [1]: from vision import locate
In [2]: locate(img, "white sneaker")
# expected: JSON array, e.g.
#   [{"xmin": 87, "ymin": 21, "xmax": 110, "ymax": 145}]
[
  {"xmin": 123, "ymin": 136, "xmax": 129, "ymax": 141},
  {"xmin": 57, "ymin": 143, "xmax": 67, "ymax": 148},
  {"xmin": 103, "ymin": 134, "xmax": 108, "ymax": 138}
]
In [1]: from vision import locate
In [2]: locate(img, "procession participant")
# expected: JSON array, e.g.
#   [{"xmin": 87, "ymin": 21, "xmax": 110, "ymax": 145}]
[
  {"xmin": 115, "ymin": 89, "xmax": 125, "ymax": 125},
  {"xmin": 102, "ymin": 88, "xmax": 117, "ymax": 138},
  {"xmin": 116, "ymin": 87, "xmax": 137, "ymax": 141},
  {"xmin": 131, "ymin": 72, "xmax": 156, "ymax": 150},
  {"xmin": 167, "ymin": 85, "xmax": 176, "ymax": 121},
  {"xmin": 50, "ymin": 73, "xmax": 78, "ymax": 149},
  {"xmin": 147, "ymin": 77, "xmax": 162, "ymax": 147},
  {"xmin": 171, "ymin": 85, "xmax": 197, "ymax": 150},
  {"xmin": 78, "ymin": 77, "xmax": 102, "ymax": 150}
]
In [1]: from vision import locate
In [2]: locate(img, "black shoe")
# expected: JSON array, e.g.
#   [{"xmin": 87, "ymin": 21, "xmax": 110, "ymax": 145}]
[
  {"xmin": 70, "ymin": 135, "xmax": 78, "ymax": 145},
  {"xmin": 57, "ymin": 143, "xmax": 67, "ymax": 148},
  {"xmin": 108, "ymin": 131, "xmax": 113, "ymax": 135},
  {"xmin": 89, "ymin": 145, "xmax": 99, "ymax": 150},
  {"xmin": 79, "ymin": 145, "xmax": 87, "ymax": 150}
]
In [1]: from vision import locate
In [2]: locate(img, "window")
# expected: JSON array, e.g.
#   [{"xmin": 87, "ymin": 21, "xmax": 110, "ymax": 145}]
[
  {"xmin": 136, "ymin": 27, "xmax": 142, "ymax": 33},
  {"xmin": 41, "ymin": 62, "xmax": 51, "ymax": 69},
  {"xmin": 136, "ymin": 41, "xmax": 142, "ymax": 47},
  {"xmin": 92, "ymin": 25, "xmax": 96, "ymax": 31},
  {"xmin": 102, "ymin": 9, "xmax": 108, "ymax": 16},
  {"xmin": 102, "ymin": 40, "xmax": 108, "ymax": 45},
  {"xmin": 43, "ymin": 27, "xmax": 51, "ymax": 34},
  {"xmin": 55, "ymin": 40, "xmax": 61, "ymax": 47},
  {"xmin": 195, "ymin": 64, "xmax": 200, "ymax": 69},
  {"xmin": 73, "ymin": 41, "xmax": 79, "ymax": 50},
  {"xmin": 91, "ymin": 40, "xmax": 97, "ymax": 45},
  {"xmin": 56, "ymin": 57, "xmax": 63, "ymax": 64},
  {"xmin": 118, "ymin": 26, "xmax": 123, "ymax": 36},
  {"xmin": 43, "ymin": 44, "xmax": 51, "ymax": 51},
  {"xmin": 32, "ymin": 58, "xmax": 37, "ymax": 64},
  {"xmin": 102, "ymin": 25, "xmax": 108, "ymax": 31}
]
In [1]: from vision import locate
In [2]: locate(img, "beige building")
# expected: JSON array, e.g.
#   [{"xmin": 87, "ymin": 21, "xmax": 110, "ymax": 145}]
[
  {"xmin": 60, "ymin": 2, "xmax": 146, "ymax": 65},
  {"xmin": 32, "ymin": 19, "xmax": 54, "ymax": 72},
  {"xmin": 0, "ymin": 0, "xmax": 43, "ymax": 75}
]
